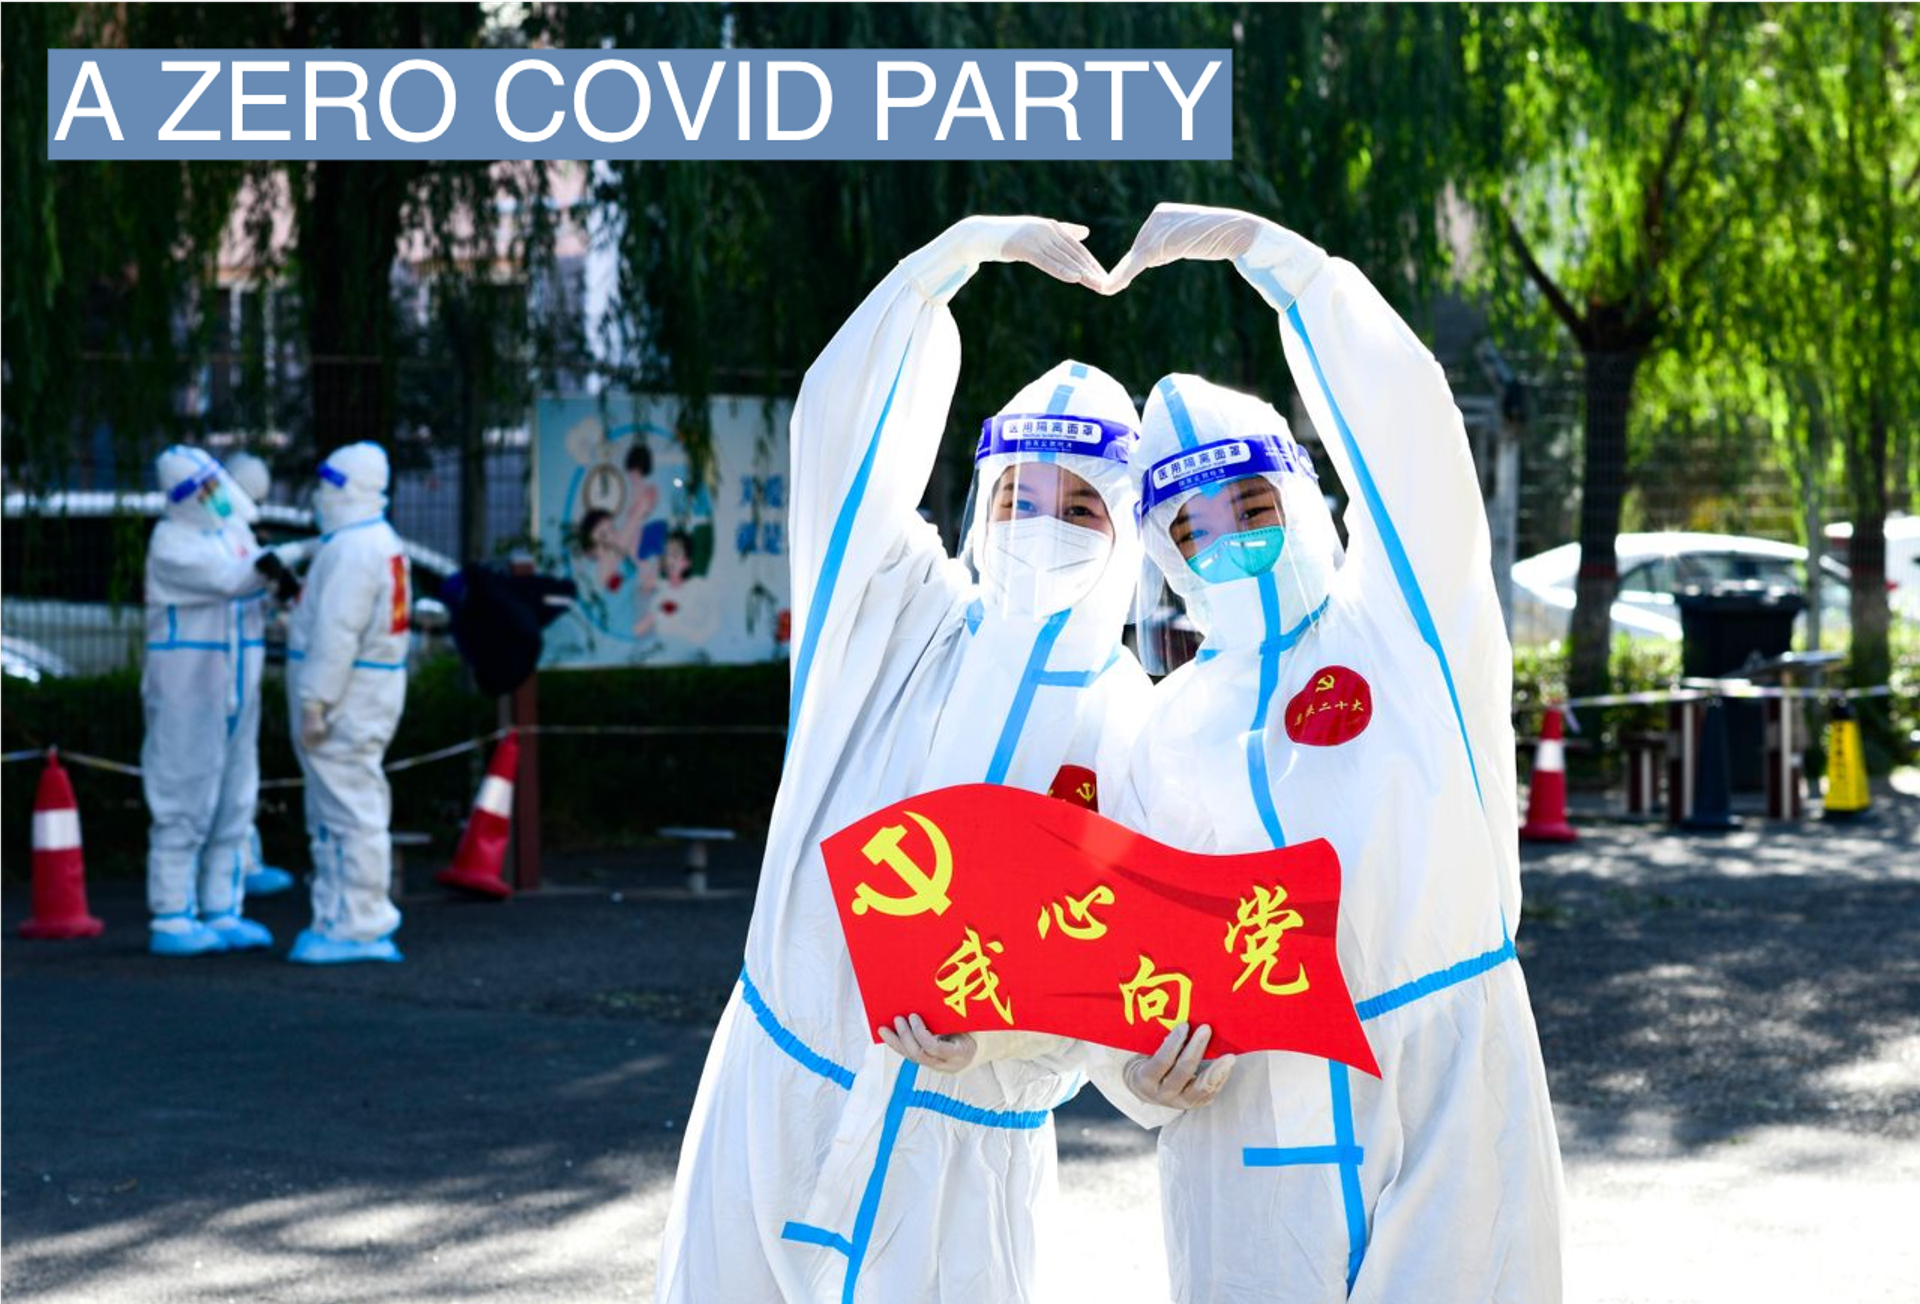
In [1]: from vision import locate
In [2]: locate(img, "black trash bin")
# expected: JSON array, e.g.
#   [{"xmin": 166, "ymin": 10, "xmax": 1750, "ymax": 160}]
[{"xmin": 1674, "ymin": 583, "xmax": 1806, "ymax": 791}]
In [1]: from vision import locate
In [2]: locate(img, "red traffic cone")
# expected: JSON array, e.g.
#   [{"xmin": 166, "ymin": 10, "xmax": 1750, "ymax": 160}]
[
  {"xmin": 436, "ymin": 732, "xmax": 518, "ymax": 899},
  {"xmin": 1520, "ymin": 707, "xmax": 1579, "ymax": 843},
  {"xmin": 20, "ymin": 750, "xmax": 105, "ymax": 939}
]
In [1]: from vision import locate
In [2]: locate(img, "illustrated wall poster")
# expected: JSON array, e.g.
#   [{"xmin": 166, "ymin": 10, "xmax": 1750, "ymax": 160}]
[{"xmin": 534, "ymin": 394, "xmax": 792, "ymax": 668}]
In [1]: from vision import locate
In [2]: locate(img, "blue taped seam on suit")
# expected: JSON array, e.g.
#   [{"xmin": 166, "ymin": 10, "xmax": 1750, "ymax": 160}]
[
  {"xmin": 1046, "ymin": 382, "xmax": 1077, "ymax": 414},
  {"xmin": 351, "ymin": 659, "xmax": 407, "ymax": 672},
  {"xmin": 1236, "ymin": 260, "xmax": 1300, "ymax": 316},
  {"xmin": 1243, "ymin": 1144, "xmax": 1365, "ymax": 1168},
  {"xmin": 905, "ymin": 1090, "xmax": 1051, "ymax": 1129},
  {"xmin": 841, "ymin": 1063, "xmax": 919, "ymax": 1303},
  {"xmin": 983, "ymin": 609, "xmax": 1072, "ymax": 785},
  {"xmin": 1283, "ymin": 303, "xmax": 1483, "ymax": 808},
  {"xmin": 1355, "ymin": 936, "xmax": 1517, "ymax": 1022},
  {"xmin": 788, "ymin": 344, "xmax": 914, "ymax": 753},
  {"xmin": 1329, "ymin": 1062, "xmax": 1369, "ymax": 1290},
  {"xmin": 739, "ymin": 967, "xmax": 857, "ymax": 1089},
  {"xmin": 781, "ymin": 1221, "xmax": 854, "ymax": 1256},
  {"xmin": 1032, "ymin": 645, "xmax": 1121, "ymax": 689},
  {"xmin": 1157, "ymin": 377, "xmax": 1202, "ymax": 451},
  {"xmin": 1245, "ymin": 572, "xmax": 1289, "ymax": 848},
  {"xmin": 319, "ymin": 515, "xmax": 388, "ymax": 544},
  {"xmin": 148, "ymin": 640, "xmax": 228, "ymax": 652}
]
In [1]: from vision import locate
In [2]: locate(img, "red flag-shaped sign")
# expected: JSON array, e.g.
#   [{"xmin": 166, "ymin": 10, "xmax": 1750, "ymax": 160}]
[{"xmin": 822, "ymin": 784, "xmax": 1378, "ymax": 1076}]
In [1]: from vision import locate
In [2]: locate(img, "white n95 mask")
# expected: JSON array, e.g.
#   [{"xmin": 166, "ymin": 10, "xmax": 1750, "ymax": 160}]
[{"xmin": 979, "ymin": 515, "xmax": 1113, "ymax": 619}]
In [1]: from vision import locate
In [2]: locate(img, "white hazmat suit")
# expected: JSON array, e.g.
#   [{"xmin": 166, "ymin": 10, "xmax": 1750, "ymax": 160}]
[
  {"xmin": 656, "ymin": 218, "xmax": 1153, "ymax": 1303},
  {"xmin": 141, "ymin": 446, "xmax": 276, "ymax": 955},
  {"xmin": 225, "ymin": 449, "xmax": 300, "ymax": 898},
  {"xmin": 287, "ymin": 441, "xmax": 411, "ymax": 965},
  {"xmin": 1103, "ymin": 207, "xmax": 1563, "ymax": 1302}
]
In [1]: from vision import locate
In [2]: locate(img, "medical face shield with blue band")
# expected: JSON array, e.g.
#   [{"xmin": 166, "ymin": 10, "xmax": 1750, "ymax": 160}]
[
  {"xmin": 964, "ymin": 412, "xmax": 1144, "ymax": 623},
  {"xmin": 1134, "ymin": 431, "xmax": 1340, "ymax": 673}
]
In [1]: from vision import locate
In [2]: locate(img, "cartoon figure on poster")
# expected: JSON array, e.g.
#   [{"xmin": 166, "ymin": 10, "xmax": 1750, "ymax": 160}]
[
  {"xmin": 557, "ymin": 416, "xmax": 716, "ymax": 659},
  {"xmin": 536, "ymin": 395, "xmax": 790, "ymax": 668}
]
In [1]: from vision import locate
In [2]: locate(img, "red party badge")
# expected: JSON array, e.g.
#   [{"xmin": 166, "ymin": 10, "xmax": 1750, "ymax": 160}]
[
  {"xmin": 1284, "ymin": 665, "xmax": 1372, "ymax": 747},
  {"xmin": 1048, "ymin": 764, "xmax": 1099, "ymax": 811}
]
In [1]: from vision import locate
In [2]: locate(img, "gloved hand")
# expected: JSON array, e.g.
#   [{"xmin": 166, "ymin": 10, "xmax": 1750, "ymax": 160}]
[
  {"xmin": 1102, "ymin": 204, "xmax": 1267, "ymax": 296},
  {"xmin": 299, "ymin": 701, "xmax": 331, "ymax": 750},
  {"xmin": 904, "ymin": 215, "xmax": 1108, "ymax": 299},
  {"xmin": 1122, "ymin": 1021, "xmax": 1237, "ymax": 1109},
  {"xmin": 877, "ymin": 1012, "xmax": 978, "ymax": 1073},
  {"xmin": 254, "ymin": 551, "xmax": 302, "ymax": 604}
]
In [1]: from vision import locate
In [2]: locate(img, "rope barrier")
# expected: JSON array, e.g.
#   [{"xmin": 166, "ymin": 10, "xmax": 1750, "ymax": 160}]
[{"xmin": 0, "ymin": 722, "xmax": 790, "ymax": 786}]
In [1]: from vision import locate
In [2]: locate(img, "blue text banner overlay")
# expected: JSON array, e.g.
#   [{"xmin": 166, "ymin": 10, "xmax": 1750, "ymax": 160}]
[{"xmin": 48, "ymin": 49, "xmax": 1232, "ymax": 161}]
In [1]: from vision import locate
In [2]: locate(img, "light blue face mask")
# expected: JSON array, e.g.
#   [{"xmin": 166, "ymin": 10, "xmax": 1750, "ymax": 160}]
[
  {"xmin": 1186, "ymin": 525, "xmax": 1287, "ymax": 584},
  {"xmin": 208, "ymin": 486, "xmax": 233, "ymax": 519}
]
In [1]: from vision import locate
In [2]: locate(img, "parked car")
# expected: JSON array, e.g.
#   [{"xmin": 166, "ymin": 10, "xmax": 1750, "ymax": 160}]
[
  {"xmin": 1824, "ymin": 514, "xmax": 1920, "ymax": 621},
  {"xmin": 1509, "ymin": 531, "xmax": 1852, "ymax": 646},
  {"xmin": 1, "ymin": 490, "xmax": 456, "ymax": 678}
]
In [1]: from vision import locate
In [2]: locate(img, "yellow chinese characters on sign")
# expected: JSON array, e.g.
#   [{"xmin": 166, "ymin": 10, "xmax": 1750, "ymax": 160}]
[
  {"xmin": 1037, "ymin": 884, "xmax": 1115, "ymax": 941},
  {"xmin": 934, "ymin": 927, "xmax": 1014, "ymax": 1025},
  {"xmin": 1119, "ymin": 953, "xmax": 1193, "ymax": 1030},
  {"xmin": 1226, "ymin": 884, "xmax": 1310, "ymax": 996}
]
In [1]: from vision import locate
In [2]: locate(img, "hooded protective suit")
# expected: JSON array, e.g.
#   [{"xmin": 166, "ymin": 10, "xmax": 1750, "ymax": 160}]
[
  {"xmin": 141, "ymin": 446, "xmax": 273, "ymax": 953},
  {"xmin": 287, "ymin": 441, "xmax": 411, "ymax": 960},
  {"xmin": 1104, "ymin": 213, "xmax": 1563, "ymax": 1302},
  {"xmin": 656, "ymin": 221, "xmax": 1153, "ymax": 1303}
]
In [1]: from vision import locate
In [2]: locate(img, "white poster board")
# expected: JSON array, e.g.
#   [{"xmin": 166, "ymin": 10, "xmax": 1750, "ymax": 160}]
[{"xmin": 534, "ymin": 394, "xmax": 791, "ymax": 668}]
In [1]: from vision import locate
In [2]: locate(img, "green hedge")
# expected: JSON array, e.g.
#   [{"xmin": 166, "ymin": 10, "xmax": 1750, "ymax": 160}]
[{"xmin": 2, "ymin": 656, "xmax": 788, "ymax": 880}]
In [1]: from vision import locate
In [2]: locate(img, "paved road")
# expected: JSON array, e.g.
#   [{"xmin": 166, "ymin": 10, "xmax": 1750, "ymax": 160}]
[{"xmin": 5, "ymin": 783, "xmax": 1916, "ymax": 1302}]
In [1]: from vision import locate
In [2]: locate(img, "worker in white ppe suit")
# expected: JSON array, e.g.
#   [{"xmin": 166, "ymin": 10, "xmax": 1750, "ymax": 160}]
[
  {"xmin": 287, "ymin": 440, "xmax": 411, "ymax": 965},
  {"xmin": 222, "ymin": 450, "xmax": 300, "ymax": 899},
  {"xmin": 1099, "ymin": 205, "xmax": 1564, "ymax": 1302},
  {"xmin": 141, "ymin": 446, "xmax": 293, "ymax": 955},
  {"xmin": 656, "ymin": 216, "xmax": 1158, "ymax": 1303}
]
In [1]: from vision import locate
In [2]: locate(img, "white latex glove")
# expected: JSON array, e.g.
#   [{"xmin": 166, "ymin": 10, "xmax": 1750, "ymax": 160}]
[
  {"xmin": 902, "ymin": 215, "xmax": 1108, "ymax": 301},
  {"xmin": 1122, "ymin": 1022, "xmax": 1237, "ymax": 1110},
  {"xmin": 272, "ymin": 537, "xmax": 319, "ymax": 570},
  {"xmin": 299, "ymin": 701, "xmax": 331, "ymax": 750},
  {"xmin": 1103, "ymin": 203, "xmax": 1267, "ymax": 296},
  {"xmin": 877, "ymin": 1013, "xmax": 978, "ymax": 1073}
]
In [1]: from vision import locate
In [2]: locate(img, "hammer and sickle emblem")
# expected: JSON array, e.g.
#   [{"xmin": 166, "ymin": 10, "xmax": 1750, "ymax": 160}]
[
  {"xmin": 851, "ymin": 811, "xmax": 954, "ymax": 918},
  {"xmin": 1315, "ymin": 672, "xmax": 1338, "ymax": 693}
]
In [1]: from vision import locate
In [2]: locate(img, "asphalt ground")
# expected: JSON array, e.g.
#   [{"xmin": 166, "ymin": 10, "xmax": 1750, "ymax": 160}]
[{"xmin": 4, "ymin": 780, "xmax": 1917, "ymax": 1302}]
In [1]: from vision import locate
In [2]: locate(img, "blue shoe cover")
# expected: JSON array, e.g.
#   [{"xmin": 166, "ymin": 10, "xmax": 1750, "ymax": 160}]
[
  {"xmin": 150, "ymin": 917, "xmax": 225, "ymax": 957},
  {"xmin": 205, "ymin": 913, "xmax": 274, "ymax": 951},
  {"xmin": 287, "ymin": 929, "xmax": 403, "ymax": 965},
  {"xmin": 245, "ymin": 867, "xmax": 296, "ymax": 897}
]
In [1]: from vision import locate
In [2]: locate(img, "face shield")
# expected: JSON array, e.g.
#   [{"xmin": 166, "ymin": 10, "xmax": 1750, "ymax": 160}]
[
  {"xmin": 157, "ymin": 446, "xmax": 232, "ymax": 530},
  {"xmin": 1132, "ymin": 394, "xmax": 1340, "ymax": 674},
  {"xmin": 963, "ymin": 412, "xmax": 1141, "ymax": 622}
]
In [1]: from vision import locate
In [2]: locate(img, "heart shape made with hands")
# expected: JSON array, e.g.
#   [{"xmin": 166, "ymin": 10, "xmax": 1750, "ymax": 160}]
[{"xmin": 994, "ymin": 203, "xmax": 1269, "ymax": 298}]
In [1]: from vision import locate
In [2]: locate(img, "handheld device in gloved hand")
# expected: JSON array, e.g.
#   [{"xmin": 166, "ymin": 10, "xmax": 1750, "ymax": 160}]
[{"xmin": 253, "ymin": 550, "xmax": 302, "ymax": 603}]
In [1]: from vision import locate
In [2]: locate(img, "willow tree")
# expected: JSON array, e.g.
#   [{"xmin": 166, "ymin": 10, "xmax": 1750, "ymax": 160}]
[
  {"xmin": 563, "ymin": 1, "xmax": 1476, "ymax": 527},
  {"xmin": 1462, "ymin": 4, "xmax": 1770, "ymax": 696},
  {"xmin": 1747, "ymin": 6, "xmax": 1919, "ymax": 707}
]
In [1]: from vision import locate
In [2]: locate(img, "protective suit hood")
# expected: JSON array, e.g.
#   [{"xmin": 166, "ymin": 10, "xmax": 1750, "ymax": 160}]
[
  {"xmin": 315, "ymin": 441, "xmax": 390, "ymax": 535},
  {"xmin": 1134, "ymin": 374, "xmax": 1339, "ymax": 655},
  {"xmin": 966, "ymin": 359, "xmax": 1143, "ymax": 638},
  {"xmin": 156, "ymin": 445, "xmax": 238, "ymax": 531},
  {"xmin": 224, "ymin": 451, "xmax": 270, "ymax": 524}
]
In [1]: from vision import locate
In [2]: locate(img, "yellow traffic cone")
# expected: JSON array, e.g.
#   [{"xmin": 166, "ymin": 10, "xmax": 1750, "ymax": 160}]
[{"xmin": 1822, "ymin": 698, "xmax": 1871, "ymax": 819}]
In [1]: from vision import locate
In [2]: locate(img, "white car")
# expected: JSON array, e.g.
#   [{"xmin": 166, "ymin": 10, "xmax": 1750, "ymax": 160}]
[
  {"xmin": 1, "ymin": 490, "xmax": 456, "ymax": 678},
  {"xmin": 1825, "ymin": 514, "xmax": 1920, "ymax": 621},
  {"xmin": 1509, "ymin": 531, "xmax": 1852, "ymax": 646}
]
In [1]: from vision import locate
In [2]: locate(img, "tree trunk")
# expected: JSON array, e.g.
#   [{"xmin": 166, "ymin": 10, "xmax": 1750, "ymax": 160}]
[
  {"xmin": 1568, "ymin": 348, "xmax": 1644, "ymax": 698},
  {"xmin": 1845, "ymin": 402, "xmax": 1892, "ymax": 696},
  {"xmin": 301, "ymin": 158, "xmax": 410, "ymax": 458}
]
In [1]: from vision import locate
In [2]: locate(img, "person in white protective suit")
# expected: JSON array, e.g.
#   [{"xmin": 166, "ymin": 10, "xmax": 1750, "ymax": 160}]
[
  {"xmin": 223, "ymin": 450, "xmax": 301, "ymax": 899},
  {"xmin": 141, "ymin": 446, "xmax": 297, "ymax": 956},
  {"xmin": 657, "ymin": 216, "xmax": 1190, "ymax": 1303},
  {"xmin": 1097, "ymin": 205, "xmax": 1564, "ymax": 1302},
  {"xmin": 286, "ymin": 441, "xmax": 412, "ymax": 966}
]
